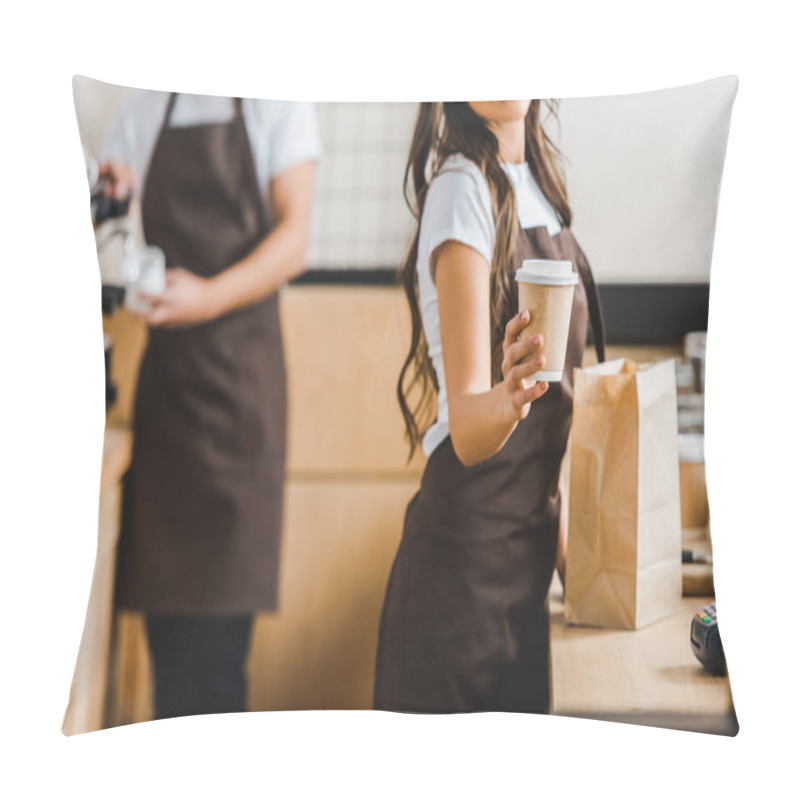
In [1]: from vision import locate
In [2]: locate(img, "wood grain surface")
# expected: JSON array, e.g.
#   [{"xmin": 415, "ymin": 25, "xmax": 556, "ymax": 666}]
[
  {"xmin": 62, "ymin": 427, "xmax": 131, "ymax": 734},
  {"xmin": 550, "ymin": 585, "xmax": 736, "ymax": 734},
  {"xmin": 249, "ymin": 479, "xmax": 415, "ymax": 711}
]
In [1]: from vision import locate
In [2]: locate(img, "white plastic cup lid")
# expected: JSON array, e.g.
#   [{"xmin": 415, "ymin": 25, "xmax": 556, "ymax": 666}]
[{"xmin": 515, "ymin": 259, "xmax": 578, "ymax": 286}]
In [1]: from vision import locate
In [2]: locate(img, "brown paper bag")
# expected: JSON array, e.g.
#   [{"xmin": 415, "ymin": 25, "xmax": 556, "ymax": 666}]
[{"xmin": 565, "ymin": 358, "xmax": 682, "ymax": 629}]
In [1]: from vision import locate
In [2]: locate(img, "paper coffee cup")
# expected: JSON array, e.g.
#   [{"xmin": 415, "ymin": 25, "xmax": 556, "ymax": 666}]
[
  {"xmin": 125, "ymin": 246, "xmax": 166, "ymax": 315},
  {"xmin": 515, "ymin": 259, "xmax": 578, "ymax": 386}
]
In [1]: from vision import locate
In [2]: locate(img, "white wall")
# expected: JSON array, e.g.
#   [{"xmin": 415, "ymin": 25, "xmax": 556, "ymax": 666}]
[
  {"xmin": 556, "ymin": 77, "xmax": 737, "ymax": 282},
  {"xmin": 72, "ymin": 76, "xmax": 127, "ymax": 162},
  {"xmin": 72, "ymin": 75, "xmax": 736, "ymax": 283}
]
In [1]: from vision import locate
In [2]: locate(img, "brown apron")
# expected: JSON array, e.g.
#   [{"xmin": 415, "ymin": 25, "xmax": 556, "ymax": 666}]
[
  {"xmin": 374, "ymin": 224, "xmax": 605, "ymax": 713},
  {"xmin": 116, "ymin": 94, "xmax": 287, "ymax": 615}
]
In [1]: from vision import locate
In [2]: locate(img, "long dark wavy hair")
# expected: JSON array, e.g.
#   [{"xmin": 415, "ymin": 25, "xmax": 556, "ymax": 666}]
[{"xmin": 397, "ymin": 101, "xmax": 572, "ymax": 460}]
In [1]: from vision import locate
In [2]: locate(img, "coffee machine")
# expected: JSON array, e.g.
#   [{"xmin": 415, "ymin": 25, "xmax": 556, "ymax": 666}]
[{"xmin": 85, "ymin": 149, "xmax": 134, "ymax": 411}]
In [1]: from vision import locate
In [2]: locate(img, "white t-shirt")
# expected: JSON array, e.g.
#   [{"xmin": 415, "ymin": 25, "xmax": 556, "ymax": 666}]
[
  {"xmin": 100, "ymin": 91, "xmax": 321, "ymax": 220},
  {"xmin": 418, "ymin": 152, "xmax": 563, "ymax": 456}
]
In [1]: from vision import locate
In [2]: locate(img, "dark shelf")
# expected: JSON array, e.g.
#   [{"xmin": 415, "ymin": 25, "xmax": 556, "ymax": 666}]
[{"xmin": 290, "ymin": 270, "xmax": 709, "ymax": 345}]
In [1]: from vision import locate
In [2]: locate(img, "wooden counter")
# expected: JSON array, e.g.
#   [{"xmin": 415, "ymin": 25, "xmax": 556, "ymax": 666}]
[
  {"xmin": 62, "ymin": 424, "xmax": 132, "ymax": 735},
  {"xmin": 550, "ymin": 585, "xmax": 738, "ymax": 735},
  {"xmin": 74, "ymin": 286, "xmax": 714, "ymax": 726},
  {"xmin": 99, "ymin": 425, "xmax": 133, "ymax": 494}
]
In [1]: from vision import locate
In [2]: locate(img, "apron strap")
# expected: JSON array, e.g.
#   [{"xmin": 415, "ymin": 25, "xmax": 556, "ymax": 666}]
[
  {"xmin": 576, "ymin": 254, "xmax": 607, "ymax": 363},
  {"xmin": 162, "ymin": 92, "xmax": 179, "ymax": 128},
  {"xmin": 153, "ymin": 93, "xmax": 265, "ymax": 234}
]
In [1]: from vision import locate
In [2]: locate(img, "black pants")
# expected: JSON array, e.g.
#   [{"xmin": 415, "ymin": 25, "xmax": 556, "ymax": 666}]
[{"xmin": 145, "ymin": 615, "xmax": 253, "ymax": 720}]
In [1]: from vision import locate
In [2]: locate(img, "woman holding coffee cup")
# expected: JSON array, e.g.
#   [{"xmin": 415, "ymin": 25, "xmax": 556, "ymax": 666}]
[{"xmin": 374, "ymin": 101, "xmax": 606, "ymax": 713}]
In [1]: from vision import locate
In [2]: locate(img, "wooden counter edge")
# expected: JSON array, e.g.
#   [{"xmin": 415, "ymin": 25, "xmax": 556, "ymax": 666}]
[
  {"xmin": 548, "ymin": 585, "xmax": 738, "ymax": 736},
  {"xmin": 61, "ymin": 423, "xmax": 133, "ymax": 736},
  {"xmin": 100, "ymin": 424, "xmax": 133, "ymax": 495}
]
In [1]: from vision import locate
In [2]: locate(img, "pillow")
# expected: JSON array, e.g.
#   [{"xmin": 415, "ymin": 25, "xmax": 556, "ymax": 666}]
[{"xmin": 63, "ymin": 75, "xmax": 738, "ymax": 736}]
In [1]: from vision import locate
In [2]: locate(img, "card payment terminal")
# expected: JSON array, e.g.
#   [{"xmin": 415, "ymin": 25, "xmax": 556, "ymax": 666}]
[{"xmin": 690, "ymin": 601, "xmax": 727, "ymax": 676}]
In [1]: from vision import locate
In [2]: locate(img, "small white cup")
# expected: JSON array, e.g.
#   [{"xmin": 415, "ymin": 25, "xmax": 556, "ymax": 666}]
[{"xmin": 125, "ymin": 246, "xmax": 166, "ymax": 314}]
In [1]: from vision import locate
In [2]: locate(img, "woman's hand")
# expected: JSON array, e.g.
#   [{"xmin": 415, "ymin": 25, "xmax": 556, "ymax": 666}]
[
  {"xmin": 500, "ymin": 309, "xmax": 550, "ymax": 423},
  {"xmin": 137, "ymin": 268, "xmax": 220, "ymax": 328}
]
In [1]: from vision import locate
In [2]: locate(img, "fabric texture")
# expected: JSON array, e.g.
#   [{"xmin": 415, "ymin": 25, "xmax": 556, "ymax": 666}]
[
  {"xmin": 146, "ymin": 614, "xmax": 254, "ymax": 719},
  {"xmin": 64, "ymin": 77, "xmax": 738, "ymax": 736}
]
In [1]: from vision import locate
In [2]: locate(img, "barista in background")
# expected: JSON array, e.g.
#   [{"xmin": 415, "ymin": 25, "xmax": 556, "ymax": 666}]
[{"xmin": 100, "ymin": 91, "xmax": 319, "ymax": 719}]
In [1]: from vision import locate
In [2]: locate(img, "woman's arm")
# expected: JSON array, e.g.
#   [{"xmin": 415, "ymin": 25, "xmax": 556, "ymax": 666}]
[
  {"xmin": 435, "ymin": 240, "xmax": 549, "ymax": 466},
  {"xmin": 142, "ymin": 159, "xmax": 316, "ymax": 327}
]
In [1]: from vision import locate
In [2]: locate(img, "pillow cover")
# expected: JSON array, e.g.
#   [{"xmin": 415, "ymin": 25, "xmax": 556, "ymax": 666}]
[{"xmin": 63, "ymin": 75, "xmax": 738, "ymax": 735}]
